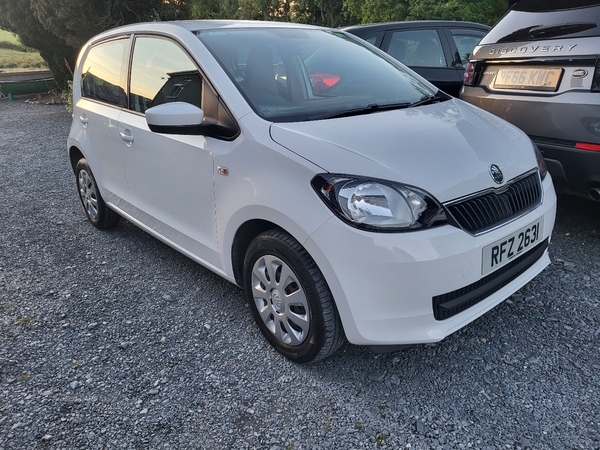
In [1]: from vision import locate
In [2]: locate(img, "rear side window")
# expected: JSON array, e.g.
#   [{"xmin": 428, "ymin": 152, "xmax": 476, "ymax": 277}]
[
  {"xmin": 129, "ymin": 37, "xmax": 202, "ymax": 114},
  {"xmin": 81, "ymin": 39, "xmax": 128, "ymax": 108},
  {"xmin": 386, "ymin": 29, "xmax": 447, "ymax": 68},
  {"xmin": 482, "ymin": 1, "xmax": 600, "ymax": 44},
  {"xmin": 361, "ymin": 31, "xmax": 384, "ymax": 47}
]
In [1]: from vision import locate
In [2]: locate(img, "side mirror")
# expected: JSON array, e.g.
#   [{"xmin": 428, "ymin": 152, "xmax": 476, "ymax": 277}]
[{"xmin": 145, "ymin": 102, "xmax": 205, "ymax": 135}]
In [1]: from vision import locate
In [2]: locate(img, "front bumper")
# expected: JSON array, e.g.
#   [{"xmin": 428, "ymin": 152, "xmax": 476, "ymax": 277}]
[{"xmin": 304, "ymin": 175, "xmax": 557, "ymax": 346}]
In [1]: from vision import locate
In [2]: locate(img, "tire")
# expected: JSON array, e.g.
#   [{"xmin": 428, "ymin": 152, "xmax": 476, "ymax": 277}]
[
  {"xmin": 75, "ymin": 158, "xmax": 120, "ymax": 229},
  {"xmin": 243, "ymin": 229, "xmax": 345, "ymax": 363}
]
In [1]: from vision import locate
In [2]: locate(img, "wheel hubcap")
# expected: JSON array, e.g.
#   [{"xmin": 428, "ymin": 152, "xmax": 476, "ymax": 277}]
[
  {"xmin": 271, "ymin": 289, "xmax": 284, "ymax": 312},
  {"xmin": 251, "ymin": 255, "xmax": 309, "ymax": 346},
  {"xmin": 78, "ymin": 169, "xmax": 99, "ymax": 220}
]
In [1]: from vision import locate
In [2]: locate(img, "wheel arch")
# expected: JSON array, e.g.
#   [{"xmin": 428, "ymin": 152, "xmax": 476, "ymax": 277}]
[
  {"xmin": 69, "ymin": 145, "xmax": 85, "ymax": 173},
  {"xmin": 231, "ymin": 219, "xmax": 283, "ymax": 287}
]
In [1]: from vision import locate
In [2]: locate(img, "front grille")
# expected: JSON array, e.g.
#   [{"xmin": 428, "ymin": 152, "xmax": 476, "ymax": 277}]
[
  {"xmin": 432, "ymin": 238, "xmax": 548, "ymax": 321},
  {"xmin": 446, "ymin": 172, "xmax": 542, "ymax": 234}
]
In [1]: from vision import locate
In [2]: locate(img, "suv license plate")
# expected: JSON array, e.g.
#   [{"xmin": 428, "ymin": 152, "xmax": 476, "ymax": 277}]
[
  {"xmin": 494, "ymin": 68, "xmax": 562, "ymax": 91},
  {"xmin": 481, "ymin": 218, "xmax": 544, "ymax": 276}
]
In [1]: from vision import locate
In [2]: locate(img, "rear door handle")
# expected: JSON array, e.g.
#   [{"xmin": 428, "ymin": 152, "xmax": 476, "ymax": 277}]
[{"xmin": 79, "ymin": 114, "xmax": 88, "ymax": 126}]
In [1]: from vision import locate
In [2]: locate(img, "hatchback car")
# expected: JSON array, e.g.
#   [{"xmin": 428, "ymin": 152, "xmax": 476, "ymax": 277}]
[
  {"xmin": 461, "ymin": 0, "xmax": 600, "ymax": 201},
  {"xmin": 345, "ymin": 21, "xmax": 490, "ymax": 97},
  {"xmin": 68, "ymin": 20, "xmax": 556, "ymax": 363}
]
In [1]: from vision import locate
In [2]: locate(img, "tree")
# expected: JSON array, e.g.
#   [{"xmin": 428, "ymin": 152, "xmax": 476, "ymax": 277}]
[
  {"xmin": 0, "ymin": 0, "xmax": 77, "ymax": 88},
  {"xmin": 0, "ymin": 0, "xmax": 191, "ymax": 88},
  {"xmin": 407, "ymin": 0, "xmax": 506, "ymax": 26},
  {"xmin": 344, "ymin": 0, "xmax": 409, "ymax": 25},
  {"xmin": 290, "ymin": 0, "xmax": 344, "ymax": 27},
  {"xmin": 191, "ymin": 0, "xmax": 234, "ymax": 19},
  {"xmin": 237, "ymin": 0, "xmax": 289, "ymax": 21}
]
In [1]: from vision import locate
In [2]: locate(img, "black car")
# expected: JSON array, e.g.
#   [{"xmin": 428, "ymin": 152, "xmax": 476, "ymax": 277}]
[{"xmin": 345, "ymin": 21, "xmax": 490, "ymax": 97}]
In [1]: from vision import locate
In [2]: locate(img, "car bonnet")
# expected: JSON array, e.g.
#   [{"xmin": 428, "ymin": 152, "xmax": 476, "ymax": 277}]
[{"xmin": 269, "ymin": 99, "xmax": 539, "ymax": 203}]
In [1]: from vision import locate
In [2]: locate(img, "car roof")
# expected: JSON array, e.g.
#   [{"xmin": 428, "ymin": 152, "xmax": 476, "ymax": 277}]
[
  {"xmin": 172, "ymin": 20, "xmax": 324, "ymax": 31},
  {"xmin": 86, "ymin": 19, "xmax": 328, "ymax": 44},
  {"xmin": 343, "ymin": 20, "xmax": 490, "ymax": 33},
  {"xmin": 102, "ymin": 19, "xmax": 323, "ymax": 35}
]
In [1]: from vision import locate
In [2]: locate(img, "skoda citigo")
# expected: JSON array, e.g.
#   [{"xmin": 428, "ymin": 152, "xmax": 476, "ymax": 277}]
[{"xmin": 68, "ymin": 20, "xmax": 556, "ymax": 362}]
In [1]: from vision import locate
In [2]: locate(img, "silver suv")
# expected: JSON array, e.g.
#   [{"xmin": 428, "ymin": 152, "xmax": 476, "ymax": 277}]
[{"xmin": 460, "ymin": 0, "xmax": 600, "ymax": 201}]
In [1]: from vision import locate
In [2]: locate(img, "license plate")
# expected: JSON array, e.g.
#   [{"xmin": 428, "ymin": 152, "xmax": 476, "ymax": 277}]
[
  {"xmin": 494, "ymin": 67, "xmax": 563, "ymax": 91},
  {"xmin": 482, "ymin": 218, "xmax": 544, "ymax": 276}
]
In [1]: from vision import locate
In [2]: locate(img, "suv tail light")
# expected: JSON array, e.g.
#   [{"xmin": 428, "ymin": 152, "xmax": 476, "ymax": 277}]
[
  {"xmin": 592, "ymin": 58, "xmax": 600, "ymax": 92},
  {"xmin": 464, "ymin": 62, "xmax": 475, "ymax": 86},
  {"xmin": 575, "ymin": 142, "xmax": 600, "ymax": 152}
]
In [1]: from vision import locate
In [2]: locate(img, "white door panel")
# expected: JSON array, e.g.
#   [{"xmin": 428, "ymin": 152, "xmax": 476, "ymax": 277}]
[
  {"xmin": 77, "ymin": 99, "xmax": 128, "ymax": 206},
  {"xmin": 117, "ymin": 111, "xmax": 219, "ymax": 267}
]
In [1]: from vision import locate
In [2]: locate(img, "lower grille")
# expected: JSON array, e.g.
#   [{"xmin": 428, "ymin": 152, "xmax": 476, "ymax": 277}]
[
  {"xmin": 446, "ymin": 172, "xmax": 542, "ymax": 234},
  {"xmin": 433, "ymin": 238, "xmax": 548, "ymax": 321}
]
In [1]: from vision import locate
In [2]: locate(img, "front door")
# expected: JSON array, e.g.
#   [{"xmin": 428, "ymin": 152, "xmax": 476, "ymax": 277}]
[{"xmin": 117, "ymin": 36, "xmax": 220, "ymax": 268}]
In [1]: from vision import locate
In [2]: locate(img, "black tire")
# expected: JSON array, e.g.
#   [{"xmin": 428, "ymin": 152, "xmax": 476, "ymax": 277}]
[
  {"xmin": 243, "ymin": 229, "xmax": 345, "ymax": 363},
  {"xmin": 75, "ymin": 158, "xmax": 120, "ymax": 229}
]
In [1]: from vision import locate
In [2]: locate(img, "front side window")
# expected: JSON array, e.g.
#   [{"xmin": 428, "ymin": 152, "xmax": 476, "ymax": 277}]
[
  {"xmin": 81, "ymin": 38, "xmax": 128, "ymax": 108},
  {"xmin": 197, "ymin": 28, "xmax": 435, "ymax": 122},
  {"xmin": 129, "ymin": 37, "xmax": 201, "ymax": 114}
]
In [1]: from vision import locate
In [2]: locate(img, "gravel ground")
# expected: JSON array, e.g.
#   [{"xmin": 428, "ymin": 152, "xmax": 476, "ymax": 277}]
[{"xmin": 1, "ymin": 100, "xmax": 599, "ymax": 449}]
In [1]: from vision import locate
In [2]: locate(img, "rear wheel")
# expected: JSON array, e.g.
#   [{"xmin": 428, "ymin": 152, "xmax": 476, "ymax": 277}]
[
  {"xmin": 75, "ymin": 158, "xmax": 120, "ymax": 229},
  {"xmin": 244, "ymin": 229, "xmax": 345, "ymax": 363}
]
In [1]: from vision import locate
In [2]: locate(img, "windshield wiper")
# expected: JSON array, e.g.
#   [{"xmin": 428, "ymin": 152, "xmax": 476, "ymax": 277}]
[
  {"xmin": 409, "ymin": 91, "xmax": 449, "ymax": 108},
  {"xmin": 497, "ymin": 22, "xmax": 597, "ymax": 43},
  {"xmin": 306, "ymin": 102, "xmax": 411, "ymax": 121}
]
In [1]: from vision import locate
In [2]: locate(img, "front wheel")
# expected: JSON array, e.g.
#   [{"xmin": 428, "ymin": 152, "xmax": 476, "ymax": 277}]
[
  {"xmin": 244, "ymin": 229, "xmax": 345, "ymax": 363},
  {"xmin": 75, "ymin": 158, "xmax": 120, "ymax": 229}
]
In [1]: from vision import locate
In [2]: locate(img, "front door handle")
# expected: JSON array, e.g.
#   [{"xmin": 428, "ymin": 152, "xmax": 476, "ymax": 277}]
[{"xmin": 119, "ymin": 130, "xmax": 134, "ymax": 143}]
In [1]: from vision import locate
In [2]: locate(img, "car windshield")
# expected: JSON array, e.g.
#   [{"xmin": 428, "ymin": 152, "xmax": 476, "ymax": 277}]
[{"xmin": 196, "ymin": 28, "xmax": 435, "ymax": 122}]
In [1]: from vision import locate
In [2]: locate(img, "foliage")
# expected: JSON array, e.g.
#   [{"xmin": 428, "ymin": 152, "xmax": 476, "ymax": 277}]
[
  {"xmin": 343, "ymin": 0, "xmax": 409, "ymax": 25},
  {"xmin": 61, "ymin": 79, "xmax": 73, "ymax": 115},
  {"xmin": 0, "ymin": 29, "xmax": 47, "ymax": 69},
  {"xmin": 0, "ymin": 0, "xmax": 78, "ymax": 87},
  {"xmin": 189, "ymin": 0, "xmax": 507, "ymax": 26},
  {"xmin": 0, "ymin": 0, "xmax": 506, "ymax": 88},
  {"xmin": 406, "ymin": 0, "xmax": 506, "ymax": 26},
  {"xmin": 0, "ymin": 47, "xmax": 46, "ymax": 69},
  {"xmin": 0, "ymin": 0, "xmax": 191, "ymax": 88}
]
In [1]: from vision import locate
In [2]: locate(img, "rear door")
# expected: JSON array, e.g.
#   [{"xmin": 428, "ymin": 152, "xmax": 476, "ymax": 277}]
[
  {"xmin": 77, "ymin": 37, "xmax": 131, "ymax": 206},
  {"xmin": 442, "ymin": 26, "xmax": 488, "ymax": 87}
]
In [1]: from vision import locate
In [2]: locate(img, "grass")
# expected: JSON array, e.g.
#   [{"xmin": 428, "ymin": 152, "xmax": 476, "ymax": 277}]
[
  {"xmin": 0, "ymin": 29, "xmax": 47, "ymax": 70},
  {"xmin": 0, "ymin": 29, "xmax": 21, "ymax": 46}
]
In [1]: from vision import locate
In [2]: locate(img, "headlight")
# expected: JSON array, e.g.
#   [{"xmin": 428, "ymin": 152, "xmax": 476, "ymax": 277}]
[
  {"xmin": 533, "ymin": 143, "xmax": 548, "ymax": 180},
  {"xmin": 311, "ymin": 175, "xmax": 447, "ymax": 232}
]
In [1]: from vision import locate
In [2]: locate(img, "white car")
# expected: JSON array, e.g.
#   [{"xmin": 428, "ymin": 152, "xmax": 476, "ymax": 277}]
[{"xmin": 67, "ymin": 20, "xmax": 557, "ymax": 363}]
